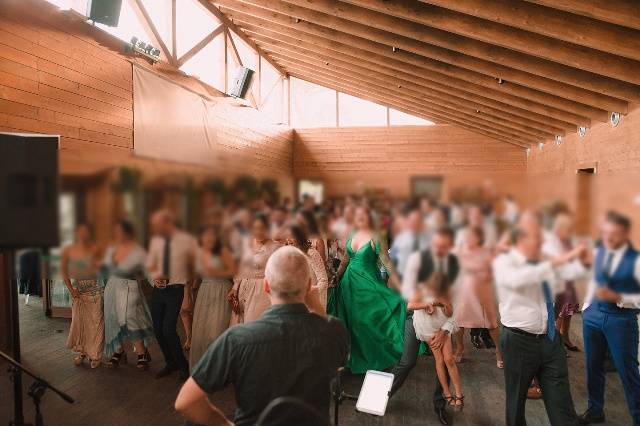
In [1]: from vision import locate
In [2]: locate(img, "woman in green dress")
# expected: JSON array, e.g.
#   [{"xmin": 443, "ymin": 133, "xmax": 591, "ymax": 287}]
[{"xmin": 330, "ymin": 206, "xmax": 405, "ymax": 374}]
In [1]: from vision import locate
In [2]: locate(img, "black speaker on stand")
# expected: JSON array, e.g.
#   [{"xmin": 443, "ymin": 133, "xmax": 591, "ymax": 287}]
[{"xmin": 0, "ymin": 133, "xmax": 64, "ymax": 426}]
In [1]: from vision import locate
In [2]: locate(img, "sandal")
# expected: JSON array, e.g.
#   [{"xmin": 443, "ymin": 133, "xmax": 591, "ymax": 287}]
[
  {"xmin": 137, "ymin": 350, "xmax": 151, "ymax": 371},
  {"xmin": 443, "ymin": 394, "xmax": 456, "ymax": 409},
  {"xmin": 90, "ymin": 359, "xmax": 101, "ymax": 369},
  {"xmin": 107, "ymin": 351, "xmax": 127, "ymax": 368},
  {"xmin": 454, "ymin": 395, "xmax": 465, "ymax": 412},
  {"xmin": 496, "ymin": 359, "xmax": 504, "ymax": 369},
  {"xmin": 454, "ymin": 353, "xmax": 464, "ymax": 363},
  {"xmin": 73, "ymin": 354, "xmax": 86, "ymax": 366}
]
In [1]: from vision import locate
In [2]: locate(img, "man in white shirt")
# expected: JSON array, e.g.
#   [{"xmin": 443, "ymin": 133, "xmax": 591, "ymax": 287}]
[
  {"xmin": 389, "ymin": 205, "xmax": 430, "ymax": 278},
  {"xmin": 147, "ymin": 209, "xmax": 197, "ymax": 380},
  {"xmin": 579, "ymin": 211, "xmax": 640, "ymax": 425},
  {"xmin": 391, "ymin": 226, "xmax": 459, "ymax": 426},
  {"xmin": 493, "ymin": 218, "xmax": 587, "ymax": 426}
]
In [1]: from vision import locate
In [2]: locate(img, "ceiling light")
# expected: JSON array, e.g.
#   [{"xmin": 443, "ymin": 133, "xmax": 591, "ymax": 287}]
[
  {"xmin": 555, "ymin": 135, "xmax": 562, "ymax": 146},
  {"xmin": 578, "ymin": 126, "xmax": 587, "ymax": 138},
  {"xmin": 610, "ymin": 112, "xmax": 620, "ymax": 127}
]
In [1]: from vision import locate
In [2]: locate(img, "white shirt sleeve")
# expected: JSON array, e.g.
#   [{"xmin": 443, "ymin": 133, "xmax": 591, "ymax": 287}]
[
  {"xmin": 617, "ymin": 257, "xmax": 640, "ymax": 309},
  {"xmin": 493, "ymin": 253, "xmax": 555, "ymax": 290},
  {"xmin": 402, "ymin": 252, "xmax": 420, "ymax": 301}
]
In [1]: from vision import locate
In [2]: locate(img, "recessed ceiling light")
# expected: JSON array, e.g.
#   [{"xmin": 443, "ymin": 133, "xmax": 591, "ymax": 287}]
[{"xmin": 610, "ymin": 112, "xmax": 620, "ymax": 127}]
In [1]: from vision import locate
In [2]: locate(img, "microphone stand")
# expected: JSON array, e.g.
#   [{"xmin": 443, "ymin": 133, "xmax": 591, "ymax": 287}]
[
  {"xmin": 332, "ymin": 367, "xmax": 358, "ymax": 426},
  {"xmin": 1, "ymin": 350, "xmax": 74, "ymax": 426}
]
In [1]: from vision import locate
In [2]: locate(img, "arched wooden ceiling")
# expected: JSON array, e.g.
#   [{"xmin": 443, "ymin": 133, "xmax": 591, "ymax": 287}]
[{"xmin": 202, "ymin": 0, "xmax": 640, "ymax": 148}]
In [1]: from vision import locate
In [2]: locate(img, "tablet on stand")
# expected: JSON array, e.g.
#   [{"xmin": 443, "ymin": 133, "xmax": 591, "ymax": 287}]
[{"xmin": 355, "ymin": 370, "xmax": 394, "ymax": 417}]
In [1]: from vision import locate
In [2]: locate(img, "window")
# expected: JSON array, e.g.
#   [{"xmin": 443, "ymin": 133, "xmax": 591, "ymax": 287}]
[
  {"xmin": 43, "ymin": 0, "xmax": 86, "ymax": 13},
  {"xmin": 175, "ymin": 0, "xmax": 220, "ymax": 59},
  {"xmin": 259, "ymin": 59, "xmax": 285, "ymax": 124},
  {"xmin": 338, "ymin": 92, "xmax": 387, "ymax": 127},
  {"xmin": 141, "ymin": 0, "xmax": 172, "ymax": 53},
  {"xmin": 389, "ymin": 108, "xmax": 433, "ymax": 126},
  {"xmin": 298, "ymin": 180, "xmax": 324, "ymax": 204},
  {"xmin": 179, "ymin": 33, "xmax": 225, "ymax": 92},
  {"xmin": 290, "ymin": 77, "xmax": 337, "ymax": 128}
]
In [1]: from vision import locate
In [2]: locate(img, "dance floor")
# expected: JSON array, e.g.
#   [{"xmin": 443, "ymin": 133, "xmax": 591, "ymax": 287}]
[{"xmin": 0, "ymin": 296, "xmax": 631, "ymax": 425}]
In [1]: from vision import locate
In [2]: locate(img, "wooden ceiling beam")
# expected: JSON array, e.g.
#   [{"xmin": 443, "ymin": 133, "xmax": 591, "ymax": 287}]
[
  {"xmin": 272, "ymin": 0, "xmax": 640, "ymax": 99},
  {"xmin": 217, "ymin": 0, "xmax": 625, "ymax": 115},
  {"xmin": 338, "ymin": 0, "xmax": 640, "ymax": 81},
  {"xmin": 221, "ymin": 0, "xmax": 637, "ymax": 106},
  {"xmin": 278, "ymin": 58, "xmax": 550, "ymax": 141},
  {"xmin": 265, "ymin": 46, "xmax": 560, "ymax": 138},
  {"xmin": 222, "ymin": 7, "xmax": 611, "ymax": 124},
  {"xmin": 289, "ymin": 71, "xmax": 532, "ymax": 148},
  {"xmin": 523, "ymin": 0, "xmax": 640, "ymax": 31},
  {"xmin": 196, "ymin": 0, "xmax": 287, "ymax": 76},
  {"xmin": 419, "ymin": 0, "xmax": 640, "ymax": 61},
  {"xmin": 233, "ymin": 17, "xmax": 584, "ymax": 129}
]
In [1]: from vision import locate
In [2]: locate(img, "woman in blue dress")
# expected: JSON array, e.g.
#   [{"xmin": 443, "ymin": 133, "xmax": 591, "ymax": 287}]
[{"xmin": 102, "ymin": 220, "xmax": 155, "ymax": 370}]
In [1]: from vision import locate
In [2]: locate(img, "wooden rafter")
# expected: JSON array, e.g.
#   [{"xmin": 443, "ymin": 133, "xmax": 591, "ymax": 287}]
[
  {"xmin": 259, "ymin": 75, "xmax": 284, "ymax": 109},
  {"xmin": 197, "ymin": 0, "xmax": 287, "ymax": 76},
  {"xmin": 279, "ymin": 58, "xmax": 547, "ymax": 141},
  {"xmin": 524, "ymin": 0, "xmax": 640, "ymax": 31},
  {"xmin": 219, "ymin": 0, "xmax": 636, "ymax": 106},
  {"xmin": 177, "ymin": 24, "xmax": 224, "ymax": 66},
  {"xmin": 420, "ymin": 0, "xmax": 640, "ymax": 61},
  {"xmin": 130, "ymin": 0, "xmax": 175, "ymax": 66},
  {"xmin": 230, "ymin": 13, "xmax": 590, "ymax": 130},
  {"xmin": 338, "ymin": 0, "xmax": 640, "ymax": 83},
  {"xmin": 171, "ymin": 0, "xmax": 177, "ymax": 62},
  {"xmin": 292, "ymin": 70, "xmax": 531, "ymax": 148}
]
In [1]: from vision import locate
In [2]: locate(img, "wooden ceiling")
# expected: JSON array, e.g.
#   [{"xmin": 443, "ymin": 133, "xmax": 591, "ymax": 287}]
[{"xmin": 208, "ymin": 0, "xmax": 640, "ymax": 148}]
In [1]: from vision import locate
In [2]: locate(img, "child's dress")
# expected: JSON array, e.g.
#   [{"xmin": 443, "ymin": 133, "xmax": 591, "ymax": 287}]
[{"xmin": 413, "ymin": 296, "xmax": 449, "ymax": 341}]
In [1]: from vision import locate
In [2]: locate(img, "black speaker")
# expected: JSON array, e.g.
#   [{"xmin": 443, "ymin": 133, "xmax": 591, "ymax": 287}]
[
  {"xmin": 0, "ymin": 133, "xmax": 59, "ymax": 248},
  {"xmin": 87, "ymin": 0, "xmax": 122, "ymax": 27},
  {"xmin": 229, "ymin": 66, "xmax": 255, "ymax": 99}
]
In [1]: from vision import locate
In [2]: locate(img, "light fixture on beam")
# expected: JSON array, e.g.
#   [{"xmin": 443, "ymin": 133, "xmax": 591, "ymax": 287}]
[
  {"xmin": 496, "ymin": 78, "xmax": 505, "ymax": 84},
  {"xmin": 126, "ymin": 36, "xmax": 161, "ymax": 64},
  {"xmin": 610, "ymin": 112, "xmax": 621, "ymax": 127},
  {"xmin": 578, "ymin": 126, "xmax": 587, "ymax": 138},
  {"xmin": 555, "ymin": 135, "xmax": 562, "ymax": 146},
  {"xmin": 538, "ymin": 142, "xmax": 544, "ymax": 150},
  {"xmin": 392, "ymin": 46, "xmax": 399, "ymax": 52}
]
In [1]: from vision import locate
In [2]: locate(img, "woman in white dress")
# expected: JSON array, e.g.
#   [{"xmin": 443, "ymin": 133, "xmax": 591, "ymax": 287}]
[
  {"xmin": 102, "ymin": 220, "xmax": 154, "ymax": 370},
  {"xmin": 190, "ymin": 226, "xmax": 237, "ymax": 369}
]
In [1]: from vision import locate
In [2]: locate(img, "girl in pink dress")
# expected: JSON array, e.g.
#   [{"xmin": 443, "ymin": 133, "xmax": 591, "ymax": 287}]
[{"xmin": 453, "ymin": 226, "xmax": 503, "ymax": 368}]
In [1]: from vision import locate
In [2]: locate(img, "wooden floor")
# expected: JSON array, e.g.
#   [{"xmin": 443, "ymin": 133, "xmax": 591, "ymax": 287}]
[{"xmin": 0, "ymin": 296, "xmax": 632, "ymax": 425}]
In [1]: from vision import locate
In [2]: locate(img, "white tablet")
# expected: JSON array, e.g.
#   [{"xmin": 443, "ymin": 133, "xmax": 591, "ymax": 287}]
[{"xmin": 355, "ymin": 370, "xmax": 394, "ymax": 416}]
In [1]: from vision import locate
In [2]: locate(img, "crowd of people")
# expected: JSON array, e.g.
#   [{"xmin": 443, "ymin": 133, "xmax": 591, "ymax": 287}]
[{"xmin": 59, "ymin": 192, "xmax": 640, "ymax": 425}]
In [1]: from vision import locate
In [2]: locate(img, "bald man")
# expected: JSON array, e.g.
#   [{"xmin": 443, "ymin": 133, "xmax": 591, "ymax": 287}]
[{"xmin": 175, "ymin": 246, "xmax": 349, "ymax": 426}]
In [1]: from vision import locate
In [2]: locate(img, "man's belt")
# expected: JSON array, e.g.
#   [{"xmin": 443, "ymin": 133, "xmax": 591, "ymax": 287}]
[{"xmin": 503, "ymin": 325, "xmax": 547, "ymax": 339}]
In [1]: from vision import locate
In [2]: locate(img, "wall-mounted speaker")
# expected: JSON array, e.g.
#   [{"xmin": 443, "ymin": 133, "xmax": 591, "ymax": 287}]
[
  {"xmin": 0, "ymin": 133, "xmax": 59, "ymax": 248},
  {"xmin": 229, "ymin": 67, "xmax": 255, "ymax": 99},
  {"xmin": 87, "ymin": 0, "xmax": 122, "ymax": 27}
]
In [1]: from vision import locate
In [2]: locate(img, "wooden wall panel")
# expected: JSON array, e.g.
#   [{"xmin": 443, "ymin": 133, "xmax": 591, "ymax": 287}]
[
  {"xmin": 0, "ymin": 1, "xmax": 294, "ymax": 192},
  {"xmin": 294, "ymin": 125, "xmax": 526, "ymax": 198},
  {"xmin": 525, "ymin": 104, "xmax": 640, "ymax": 242}
]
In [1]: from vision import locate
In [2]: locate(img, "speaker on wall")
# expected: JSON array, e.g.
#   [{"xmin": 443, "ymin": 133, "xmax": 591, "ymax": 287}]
[
  {"xmin": 229, "ymin": 67, "xmax": 255, "ymax": 99},
  {"xmin": 87, "ymin": 0, "xmax": 122, "ymax": 27},
  {"xmin": 0, "ymin": 133, "xmax": 59, "ymax": 248}
]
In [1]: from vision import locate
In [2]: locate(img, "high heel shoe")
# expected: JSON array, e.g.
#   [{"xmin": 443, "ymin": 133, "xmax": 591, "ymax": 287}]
[
  {"xmin": 137, "ymin": 350, "xmax": 151, "ymax": 371},
  {"xmin": 496, "ymin": 359, "xmax": 504, "ymax": 369},
  {"xmin": 73, "ymin": 354, "xmax": 86, "ymax": 366},
  {"xmin": 107, "ymin": 351, "xmax": 127, "ymax": 368},
  {"xmin": 90, "ymin": 359, "xmax": 101, "ymax": 369},
  {"xmin": 453, "ymin": 395, "xmax": 465, "ymax": 412}
]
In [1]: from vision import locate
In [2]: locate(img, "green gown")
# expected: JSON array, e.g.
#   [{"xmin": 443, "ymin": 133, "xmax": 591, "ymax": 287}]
[{"xmin": 328, "ymin": 236, "xmax": 406, "ymax": 374}]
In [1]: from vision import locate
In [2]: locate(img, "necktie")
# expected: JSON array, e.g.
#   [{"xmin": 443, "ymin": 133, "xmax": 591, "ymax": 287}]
[
  {"xmin": 542, "ymin": 281, "xmax": 556, "ymax": 341},
  {"xmin": 412, "ymin": 234, "xmax": 420, "ymax": 252},
  {"xmin": 162, "ymin": 236, "xmax": 171, "ymax": 278},
  {"xmin": 603, "ymin": 251, "xmax": 615, "ymax": 281}
]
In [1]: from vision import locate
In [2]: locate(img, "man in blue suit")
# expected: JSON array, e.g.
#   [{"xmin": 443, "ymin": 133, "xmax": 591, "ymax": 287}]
[{"xmin": 581, "ymin": 211, "xmax": 640, "ymax": 425}]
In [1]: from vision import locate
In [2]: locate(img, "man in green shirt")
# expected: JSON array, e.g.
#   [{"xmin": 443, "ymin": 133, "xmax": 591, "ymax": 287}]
[{"xmin": 175, "ymin": 246, "xmax": 350, "ymax": 426}]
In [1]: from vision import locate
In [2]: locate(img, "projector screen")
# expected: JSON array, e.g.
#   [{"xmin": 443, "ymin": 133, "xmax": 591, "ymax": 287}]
[{"xmin": 133, "ymin": 65, "xmax": 220, "ymax": 167}]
